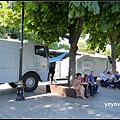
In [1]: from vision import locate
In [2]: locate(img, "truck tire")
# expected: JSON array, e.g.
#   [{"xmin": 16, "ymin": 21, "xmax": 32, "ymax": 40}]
[
  {"xmin": 23, "ymin": 73, "xmax": 39, "ymax": 92},
  {"xmin": 9, "ymin": 83, "xmax": 17, "ymax": 88}
]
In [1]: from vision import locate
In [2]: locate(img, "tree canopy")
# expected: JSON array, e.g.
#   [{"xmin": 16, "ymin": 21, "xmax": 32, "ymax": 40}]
[{"xmin": 83, "ymin": 2, "xmax": 120, "ymax": 73}]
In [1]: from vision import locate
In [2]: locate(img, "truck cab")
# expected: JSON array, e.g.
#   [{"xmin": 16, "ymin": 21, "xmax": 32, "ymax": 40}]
[{"xmin": 0, "ymin": 39, "xmax": 50, "ymax": 92}]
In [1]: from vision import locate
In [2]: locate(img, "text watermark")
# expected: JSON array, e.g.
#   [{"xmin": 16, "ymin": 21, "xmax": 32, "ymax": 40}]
[{"xmin": 104, "ymin": 102, "xmax": 120, "ymax": 108}]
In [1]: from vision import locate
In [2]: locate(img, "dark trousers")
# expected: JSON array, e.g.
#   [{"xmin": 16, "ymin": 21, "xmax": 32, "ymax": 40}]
[
  {"xmin": 100, "ymin": 80, "xmax": 108, "ymax": 87},
  {"xmin": 108, "ymin": 80, "xmax": 114, "ymax": 87},
  {"xmin": 93, "ymin": 84, "xmax": 98, "ymax": 93},
  {"xmin": 114, "ymin": 82, "xmax": 118, "ymax": 88},
  {"xmin": 104, "ymin": 80, "xmax": 109, "ymax": 87},
  {"xmin": 83, "ymin": 84, "xmax": 88, "ymax": 97},
  {"xmin": 100, "ymin": 80, "xmax": 104, "ymax": 87},
  {"xmin": 49, "ymin": 67, "xmax": 55, "ymax": 82},
  {"xmin": 88, "ymin": 83, "xmax": 94, "ymax": 95}
]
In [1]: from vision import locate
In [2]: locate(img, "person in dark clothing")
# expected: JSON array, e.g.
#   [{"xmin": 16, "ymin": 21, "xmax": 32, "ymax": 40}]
[
  {"xmin": 88, "ymin": 71, "xmax": 99, "ymax": 96},
  {"xmin": 114, "ymin": 71, "xmax": 120, "ymax": 90},
  {"xmin": 49, "ymin": 62, "xmax": 57, "ymax": 83},
  {"xmin": 81, "ymin": 74, "xmax": 94, "ymax": 98}
]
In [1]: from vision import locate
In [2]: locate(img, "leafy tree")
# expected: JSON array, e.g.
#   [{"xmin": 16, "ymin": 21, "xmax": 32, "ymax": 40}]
[
  {"xmin": 101, "ymin": 48, "xmax": 111, "ymax": 55},
  {"xmin": 77, "ymin": 41, "xmax": 95, "ymax": 54},
  {"xmin": 0, "ymin": 1, "xmax": 37, "ymax": 40},
  {"xmin": 83, "ymin": 2, "xmax": 120, "ymax": 74},
  {"xmin": 49, "ymin": 42, "xmax": 70, "ymax": 50},
  {"xmin": 58, "ymin": 43, "xmax": 70, "ymax": 50},
  {"xmin": 20, "ymin": 1, "xmax": 100, "ymax": 86}
]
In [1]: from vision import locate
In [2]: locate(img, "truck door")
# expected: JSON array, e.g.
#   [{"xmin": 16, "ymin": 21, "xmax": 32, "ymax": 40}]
[{"xmin": 34, "ymin": 45, "xmax": 49, "ymax": 82}]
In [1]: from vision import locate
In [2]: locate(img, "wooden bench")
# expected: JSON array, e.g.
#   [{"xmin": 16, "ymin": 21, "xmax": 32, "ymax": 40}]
[{"xmin": 46, "ymin": 84, "xmax": 90, "ymax": 98}]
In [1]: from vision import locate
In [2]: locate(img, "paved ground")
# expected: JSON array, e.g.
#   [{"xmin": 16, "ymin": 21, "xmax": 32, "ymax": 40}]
[{"xmin": 0, "ymin": 82, "xmax": 120, "ymax": 119}]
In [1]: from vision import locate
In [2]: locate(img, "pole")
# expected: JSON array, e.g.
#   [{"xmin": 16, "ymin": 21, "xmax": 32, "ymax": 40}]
[{"xmin": 15, "ymin": 1, "xmax": 25, "ymax": 101}]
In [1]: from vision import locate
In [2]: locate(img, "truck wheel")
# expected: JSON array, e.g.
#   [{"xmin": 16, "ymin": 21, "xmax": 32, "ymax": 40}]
[
  {"xmin": 23, "ymin": 73, "xmax": 39, "ymax": 92},
  {"xmin": 9, "ymin": 83, "xmax": 17, "ymax": 88}
]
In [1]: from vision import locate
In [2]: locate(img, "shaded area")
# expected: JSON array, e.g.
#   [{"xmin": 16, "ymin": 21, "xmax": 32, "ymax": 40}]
[{"xmin": 0, "ymin": 84, "xmax": 120, "ymax": 118}]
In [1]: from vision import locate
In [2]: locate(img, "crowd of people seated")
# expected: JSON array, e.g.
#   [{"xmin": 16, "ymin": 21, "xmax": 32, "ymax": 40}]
[
  {"xmin": 72, "ymin": 71, "xmax": 99, "ymax": 100},
  {"xmin": 100, "ymin": 70, "xmax": 120, "ymax": 90}
]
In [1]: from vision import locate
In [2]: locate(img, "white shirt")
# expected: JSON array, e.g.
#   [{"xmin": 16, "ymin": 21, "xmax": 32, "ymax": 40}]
[
  {"xmin": 109, "ymin": 74, "xmax": 115, "ymax": 80},
  {"xmin": 100, "ymin": 72, "xmax": 104, "ymax": 80},
  {"xmin": 103, "ymin": 73, "xmax": 109, "ymax": 81}
]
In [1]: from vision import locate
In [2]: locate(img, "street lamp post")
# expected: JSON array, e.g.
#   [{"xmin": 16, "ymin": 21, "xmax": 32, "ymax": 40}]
[
  {"xmin": 8, "ymin": 1, "xmax": 25, "ymax": 101},
  {"xmin": 15, "ymin": 1, "xmax": 25, "ymax": 101}
]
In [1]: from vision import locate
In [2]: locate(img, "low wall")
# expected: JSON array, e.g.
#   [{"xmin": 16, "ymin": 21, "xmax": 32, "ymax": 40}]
[{"xmin": 46, "ymin": 84, "xmax": 90, "ymax": 98}]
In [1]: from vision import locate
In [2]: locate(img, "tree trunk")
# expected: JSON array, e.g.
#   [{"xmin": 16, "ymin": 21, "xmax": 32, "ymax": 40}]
[
  {"xmin": 67, "ymin": 19, "xmax": 83, "ymax": 87},
  {"xmin": 111, "ymin": 38, "xmax": 116, "ymax": 74},
  {"xmin": 68, "ymin": 46, "xmax": 77, "ymax": 87}
]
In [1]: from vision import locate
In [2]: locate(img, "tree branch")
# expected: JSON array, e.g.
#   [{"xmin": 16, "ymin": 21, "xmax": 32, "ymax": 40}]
[
  {"xmin": 62, "ymin": 28, "xmax": 70, "ymax": 39},
  {"xmin": 74, "ymin": 18, "xmax": 83, "ymax": 43}
]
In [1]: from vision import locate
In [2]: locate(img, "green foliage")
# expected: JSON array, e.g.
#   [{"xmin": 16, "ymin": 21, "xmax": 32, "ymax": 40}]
[
  {"xmin": 68, "ymin": 1, "xmax": 100, "ymax": 20},
  {"xmin": 58, "ymin": 43, "xmax": 70, "ymax": 50},
  {"xmin": 74, "ymin": 1, "xmax": 81, "ymax": 7},
  {"xmin": 77, "ymin": 41, "xmax": 95, "ymax": 54},
  {"xmin": 49, "ymin": 43, "xmax": 70, "ymax": 50},
  {"xmin": 77, "ymin": 40, "xmax": 111, "ymax": 55},
  {"xmin": 87, "ymin": 2, "xmax": 100, "ymax": 15},
  {"xmin": 23, "ymin": 2, "xmax": 69, "ymax": 46},
  {"xmin": 101, "ymin": 23, "xmax": 108, "ymax": 31},
  {"xmin": 111, "ymin": 2, "xmax": 120, "ymax": 13},
  {"xmin": 82, "ymin": 2, "xmax": 120, "ymax": 54},
  {"xmin": 0, "ymin": 1, "xmax": 101, "ymax": 46},
  {"xmin": 0, "ymin": 1, "xmax": 38, "ymax": 40},
  {"xmin": 81, "ymin": 2, "xmax": 120, "ymax": 74},
  {"xmin": 101, "ymin": 48, "xmax": 111, "ymax": 55}
]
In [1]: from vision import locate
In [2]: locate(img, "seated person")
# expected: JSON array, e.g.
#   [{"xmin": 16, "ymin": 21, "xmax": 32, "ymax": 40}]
[
  {"xmin": 81, "ymin": 74, "xmax": 93, "ymax": 98},
  {"xmin": 73, "ymin": 73, "xmax": 87, "ymax": 100},
  {"xmin": 100, "ymin": 71, "xmax": 105, "ymax": 87},
  {"xmin": 106, "ymin": 71, "xmax": 111, "ymax": 86},
  {"xmin": 108, "ymin": 71, "xmax": 115, "ymax": 88},
  {"xmin": 114, "ymin": 71, "xmax": 120, "ymax": 90},
  {"xmin": 100, "ymin": 71, "xmax": 109, "ymax": 87},
  {"xmin": 88, "ymin": 71, "xmax": 99, "ymax": 95}
]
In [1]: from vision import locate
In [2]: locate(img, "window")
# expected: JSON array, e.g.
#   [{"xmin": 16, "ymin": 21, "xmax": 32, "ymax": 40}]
[{"xmin": 35, "ymin": 45, "xmax": 46, "ymax": 57}]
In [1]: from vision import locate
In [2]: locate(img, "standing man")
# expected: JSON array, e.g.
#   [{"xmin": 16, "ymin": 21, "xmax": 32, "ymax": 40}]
[
  {"xmin": 88, "ymin": 71, "xmax": 99, "ymax": 94},
  {"xmin": 49, "ymin": 62, "xmax": 57, "ymax": 83}
]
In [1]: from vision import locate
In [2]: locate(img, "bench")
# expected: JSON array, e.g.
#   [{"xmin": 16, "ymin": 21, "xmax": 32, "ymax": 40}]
[{"xmin": 46, "ymin": 84, "xmax": 90, "ymax": 98}]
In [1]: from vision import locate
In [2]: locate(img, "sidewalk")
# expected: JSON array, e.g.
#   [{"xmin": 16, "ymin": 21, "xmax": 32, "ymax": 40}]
[{"xmin": 0, "ymin": 83, "xmax": 120, "ymax": 119}]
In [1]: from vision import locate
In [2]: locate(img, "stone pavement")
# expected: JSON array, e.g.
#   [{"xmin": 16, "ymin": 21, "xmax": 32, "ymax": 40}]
[{"xmin": 0, "ymin": 83, "xmax": 120, "ymax": 119}]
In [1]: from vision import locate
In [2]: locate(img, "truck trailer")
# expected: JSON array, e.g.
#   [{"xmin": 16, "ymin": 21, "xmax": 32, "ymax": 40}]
[{"xmin": 54, "ymin": 51, "xmax": 112, "ymax": 80}]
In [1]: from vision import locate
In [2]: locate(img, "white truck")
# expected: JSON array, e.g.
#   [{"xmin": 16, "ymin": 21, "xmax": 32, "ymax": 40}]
[
  {"xmin": 0, "ymin": 39, "xmax": 50, "ymax": 92},
  {"xmin": 54, "ymin": 51, "xmax": 112, "ymax": 80}
]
